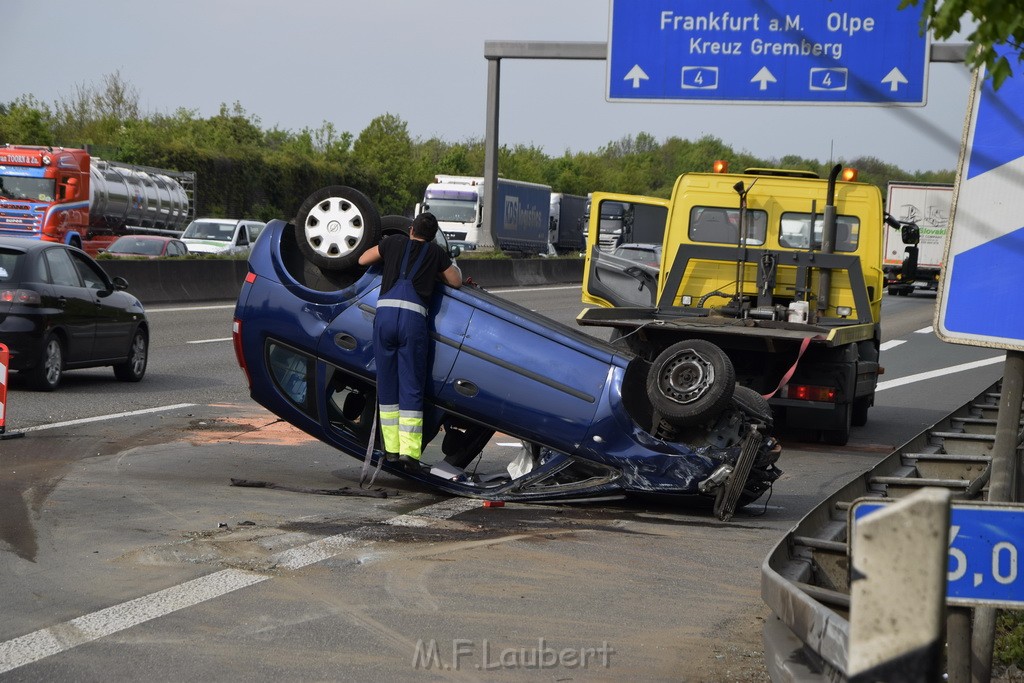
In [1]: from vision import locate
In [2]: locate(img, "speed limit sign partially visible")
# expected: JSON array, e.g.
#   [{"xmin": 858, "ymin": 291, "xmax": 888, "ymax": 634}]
[{"xmin": 852, "ymin": 499, "xmax": 1024, "ymax": 608}]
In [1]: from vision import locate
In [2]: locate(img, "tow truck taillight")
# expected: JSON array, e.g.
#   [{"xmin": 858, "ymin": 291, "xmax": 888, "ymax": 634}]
[
  {"xmin": 781, "ymin": 384, "xmax": 837, "ymax": 402},
  {"xmin": 232, "ymin": 319, "xmax": 251, "ymax": 388}
]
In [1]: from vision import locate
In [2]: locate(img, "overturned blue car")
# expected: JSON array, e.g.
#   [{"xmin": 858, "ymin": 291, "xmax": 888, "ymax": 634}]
[{"xmin": 232, "ymin": 187, "xmax": 782, "ymax": 519}]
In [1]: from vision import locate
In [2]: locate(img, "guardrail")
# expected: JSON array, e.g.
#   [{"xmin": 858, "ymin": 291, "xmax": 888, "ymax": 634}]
[
  {"xmin": 101, "ymin": 258, "xmax": 585, "ymax": 305},
  {"xmin": 761, "ymin": 379, "xmax": 1018, "ymax": 681}
]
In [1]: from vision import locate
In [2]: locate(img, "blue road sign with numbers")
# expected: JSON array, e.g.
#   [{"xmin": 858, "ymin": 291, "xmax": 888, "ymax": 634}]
[
  {"xmin": 607, "ymin": 0, "xmax": 929, "ymax": 105},
  {"xmin": 853, "ymin": 499, "xmax": 1024, "ymax": 608},
  {"xmin": 937, "ymin": 46, "xmax": 1024, "ymax": 351}
]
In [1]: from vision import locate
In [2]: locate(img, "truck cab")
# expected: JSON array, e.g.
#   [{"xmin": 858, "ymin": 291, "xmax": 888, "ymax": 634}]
[{"xmin": 579, "ymin": 163, "xmax": 885, "ymax": 445}]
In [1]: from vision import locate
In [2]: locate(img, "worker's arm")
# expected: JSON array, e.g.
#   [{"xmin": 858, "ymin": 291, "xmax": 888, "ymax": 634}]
[
  {"xmin": 441, "ymin": 263, "xmax": 463, "ymax": 288},
  {"xmin": 358, "ymin": 245, "xmax": 381, "ymax": 266}
]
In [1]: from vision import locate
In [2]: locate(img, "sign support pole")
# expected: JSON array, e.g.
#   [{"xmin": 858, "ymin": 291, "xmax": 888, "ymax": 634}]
[{"xmin": 970, "ymin": 351, "xmax": 1024, "ymax": 682}]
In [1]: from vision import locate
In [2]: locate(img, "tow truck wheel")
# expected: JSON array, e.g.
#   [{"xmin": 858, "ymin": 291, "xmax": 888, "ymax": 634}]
[
  {"xmin": 821, "ymin": 403, "xmax": 852, "ymax": 446},
  {"xmin": 294, "ymin": 186, "xmax": 381, "ymax": 271},
  {"xmin": 646, "ymin": 340, "xmax": 735, "ymax": 427}
]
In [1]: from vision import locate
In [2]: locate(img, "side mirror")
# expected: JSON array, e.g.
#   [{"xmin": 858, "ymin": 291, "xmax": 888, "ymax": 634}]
[
  {"xmin": 112, "ymin": 276, "xmax": 129, "ymax": 291},
  {"xmin": 450, "ymin": 245, "xmax": 462, "ymax": 258},
  {"xmin": 61, "ymin": 177, "xmax": 80, "ymax": 201}
]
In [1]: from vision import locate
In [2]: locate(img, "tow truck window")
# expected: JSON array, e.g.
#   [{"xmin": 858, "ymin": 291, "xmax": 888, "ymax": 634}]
[
  {"xmin": 688, "ymin": 206, "xmax": 767, "ymax": 245},
  {"xmin": 0, "ymin": 176, "xmax": 55, "ymax": 201},
  {"xmin": 779, "ymin": 213, "xmax": 860, "ymax": 252}
]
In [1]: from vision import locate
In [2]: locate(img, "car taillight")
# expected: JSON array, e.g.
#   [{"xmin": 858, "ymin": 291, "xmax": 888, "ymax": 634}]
[
  {"xmin": 781, "ymin": 383, "xmax": 837, "ymax": 402},
  {"xmin": 0, "ymin": 289, "xmax": 42, "ymax": 305},
  {"xmin": 232, "ymin": 319, "xmax": 252, "ymax": 388}
]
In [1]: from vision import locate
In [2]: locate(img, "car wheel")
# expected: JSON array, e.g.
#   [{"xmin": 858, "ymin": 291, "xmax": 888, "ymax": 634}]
[
  {"xmin": 381, "ymin": 214, "xmax": 411, "ymax": 237},
  {"xmin": 294, "ymin": 186, "xmax": 381, "ymax": 271},
  {"xmin": 26, "ymin": 333, "xmax": 64, "ymax": 391},
  {"xmin": 732, "ymin": 385, "xmax": 773, "ymax": 426},
  {"xmin": 114, "ymin": 328, "xmax": 148, "ymax": 382},
  {"xmin": 646, "ymin": 340, "xmax": 735, "ymax": 427}
]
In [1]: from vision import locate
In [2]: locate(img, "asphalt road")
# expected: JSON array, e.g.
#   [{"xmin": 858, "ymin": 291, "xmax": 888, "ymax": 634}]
[{"xmin": 0, "ymin": 287, "xmax": 1004, "ymax": 681}]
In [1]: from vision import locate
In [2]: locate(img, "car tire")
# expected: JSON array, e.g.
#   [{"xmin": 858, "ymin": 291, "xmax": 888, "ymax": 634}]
[
  {"xmin": 294, "ymin": 186, "xmax": 381, "ymax": 271},
  {"xmin": 26, "ymin": 333, "xmax": 64, "ymax": 391},
  {"xmin": 821, "ymin": 403, "xmax": 852, "ymax": 446},
  {"xmin": 731, "ymin": 385, "xmax": 773, "ymax": 426},
  {"xmin": 114, "ymin": 328, "xmax": 148, "ymax": 382},
  {"xmin": 381, "ymin": 214, "xmax": 411, "ymax": 237},
  {"xmin": 646, "ymin": 340, "xmax": 735, "ymax": 427}
]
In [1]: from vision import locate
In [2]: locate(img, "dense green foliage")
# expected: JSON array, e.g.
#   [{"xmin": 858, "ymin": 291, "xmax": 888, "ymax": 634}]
[
  {"xmin": 900, "ymin": 0, "xmax": 1024, "ymax": 88},
  {"xmin": 0, "ymin": 73, "xmax": 954, "ymax": 223}
]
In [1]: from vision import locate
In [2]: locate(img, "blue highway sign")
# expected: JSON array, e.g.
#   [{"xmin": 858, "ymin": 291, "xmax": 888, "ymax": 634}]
[
  {"xmin": 853, "ymin": 499, "xmax": 1024, "ymax": 608},
  {"xmin": 607, "ymin": 0, "xmax": 929, "ymax": 105},
  {"xmin": 937, "ymin": 45, "xmax": 1024, "ymax": 351}
]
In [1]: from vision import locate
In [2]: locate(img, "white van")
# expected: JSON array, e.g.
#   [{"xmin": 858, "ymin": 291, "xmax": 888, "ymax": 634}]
[{"xmin": 180, "ymin": 218, "xmax": 266, "ymax": 255}]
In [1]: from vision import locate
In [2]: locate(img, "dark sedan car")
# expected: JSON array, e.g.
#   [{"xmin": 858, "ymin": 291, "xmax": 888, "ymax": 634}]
[
  {"xmin": 0, "ymin": 237, "xmax": 149, "ymax": 390},
  {"xmin": 232, "ymin": 187, "xmax": 781, "ymax": 518}
]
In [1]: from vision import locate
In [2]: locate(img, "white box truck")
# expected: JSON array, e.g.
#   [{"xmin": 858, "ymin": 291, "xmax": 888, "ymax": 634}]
[{"xmin": 883, "ymin": 181, "xmax": 953, "ymax": 295}]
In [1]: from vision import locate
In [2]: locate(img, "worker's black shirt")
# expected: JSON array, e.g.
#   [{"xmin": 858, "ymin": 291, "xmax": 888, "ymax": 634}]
[{"xmin": 377, "ymin": 234, "xmax": 453, "ymax": 305}]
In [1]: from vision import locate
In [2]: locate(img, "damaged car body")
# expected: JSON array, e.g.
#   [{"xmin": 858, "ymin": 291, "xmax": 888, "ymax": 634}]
[{"xmin": 232, "ymin": 187, "xmax": 782, "ymax": 519}]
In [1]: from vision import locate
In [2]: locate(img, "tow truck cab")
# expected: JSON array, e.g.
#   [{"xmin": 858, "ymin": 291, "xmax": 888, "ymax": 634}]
[{"xmin": 579, "ymin": 163, "xmax": 885, "ymax": 445}]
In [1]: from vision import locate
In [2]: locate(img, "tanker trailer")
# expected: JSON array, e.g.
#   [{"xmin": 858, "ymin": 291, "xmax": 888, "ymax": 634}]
[{"xmin": 0, "ymin": 144, "xmax": 195, "ymax": 254}]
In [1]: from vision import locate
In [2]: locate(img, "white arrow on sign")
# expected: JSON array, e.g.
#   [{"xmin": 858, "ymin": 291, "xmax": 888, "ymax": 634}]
[
  {"xmin": 624, "ymin": 64, "xmax": 649, "ymax": 88},
  {"xmin": 751, "ymin": 66, "xmax": 777, "ymax": 91},
  {"xmin": 882, "ymin": 67, "xmax": 908, "ymax": 92}
]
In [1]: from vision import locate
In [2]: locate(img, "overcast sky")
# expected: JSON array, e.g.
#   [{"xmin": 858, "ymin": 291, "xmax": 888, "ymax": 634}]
[{"xmin": 4, "ymin": 0, "xmax": 973, "ymax": 173}]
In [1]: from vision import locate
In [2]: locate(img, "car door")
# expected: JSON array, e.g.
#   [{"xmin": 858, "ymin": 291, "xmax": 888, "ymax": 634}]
[
  {"xmin": 434, "ymin": 288, "xmax": 611, "ymax": 454},
  {"xmin": 70, "ymin": 251, "xmax": 134, "ymax": 361},
  {"xmin": 582, "ymin": 194, "xmax": 670, "ymax": 309},
  {"xmin": 41, "ymin": 247, "xmax": 96, "ymax": 363}
]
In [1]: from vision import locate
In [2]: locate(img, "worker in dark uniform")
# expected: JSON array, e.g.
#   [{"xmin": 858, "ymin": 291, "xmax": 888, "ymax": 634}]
[{"xmin": 358, "ymin": 213, "xmax": 462, "ymax": 472}]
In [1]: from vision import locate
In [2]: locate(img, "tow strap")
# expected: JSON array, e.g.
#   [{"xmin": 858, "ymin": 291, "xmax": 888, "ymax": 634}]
[
  {"xmin": 762, "ymin": 336, "xmax": 815, "ymax": 399},
  {"xmin": 360, "ymin": 409, "xmax": 384, "ymax": 489}
]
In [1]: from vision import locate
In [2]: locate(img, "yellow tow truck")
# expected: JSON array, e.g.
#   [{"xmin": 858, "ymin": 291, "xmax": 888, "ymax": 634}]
[{"xmin": 578, "ymin": 163, "xmax": 884, "ymax": 445}]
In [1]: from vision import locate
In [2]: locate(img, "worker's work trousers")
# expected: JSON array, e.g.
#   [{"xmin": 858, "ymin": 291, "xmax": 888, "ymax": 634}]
[{"xmin": 374, "ymin": 305, "xmax": 428, "ymax": 460}]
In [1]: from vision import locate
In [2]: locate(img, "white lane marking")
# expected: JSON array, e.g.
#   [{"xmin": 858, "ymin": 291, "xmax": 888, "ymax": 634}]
[
  {"xmin": 876, "ymin": 356, "xmax": 1004, "ymax": 392},
  {"xmin": 187, "ymin": 337, "xmax": 232, "ymax": 345},
  {"xmin": 147, "ymin": 304, "xmax": 235, "ymax": 313},
  {"xmin": 0, "ymin": 496, "xmax": 478, "ymax": 673},
  {"xmin": 16, "ymin": 404, "xmax": 197, "ymax": 433},
  {"xmin": 879, "ymin": 340, "xmax": 907, "ymax": 351},
  {"xmin": 915, "ymin": 326, "xmax": 934, "ymax": 334}
]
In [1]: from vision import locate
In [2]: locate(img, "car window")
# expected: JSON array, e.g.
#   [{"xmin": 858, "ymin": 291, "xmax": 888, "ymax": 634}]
[
  {"xmin": 688, "ymin": 206, "xmax": 767, "ymax": 246},
  {"xmin": 236, "ymin": 226, "xmax": 249, "ymax": 246},
  {"xmin": 170, "ymin": 241, "xmax": 185, "ymax": 256},
  {"xmin": 779, "ymin": 212, "xmax": 860, "ymax": 252},
  {"xmin": 71, "ymin": 252, "xmax": 108, "ymax": 290},
  {"xmin": 0, "ymin": 250, "xmax": 20, "ymax": 282},
  {"xmin": 44, "ymin": 248, "xmax": 82, "ymax": 287},
  {"xmin": 267, "ymin": 342, "xmax": 317, "ymax": 417}
]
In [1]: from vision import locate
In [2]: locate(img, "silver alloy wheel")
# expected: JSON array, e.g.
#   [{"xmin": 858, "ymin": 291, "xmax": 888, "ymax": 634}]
[
  {"xmin": 302, "ymin": 197, "xmax": 366, "ymax": 260},
  {"xmin": 129, "ymin": 332, "xmax": 147, "ymax": 375},
  {"xmin": 43, "ymin": 337, "xmax": 62, "ymax": 386}
]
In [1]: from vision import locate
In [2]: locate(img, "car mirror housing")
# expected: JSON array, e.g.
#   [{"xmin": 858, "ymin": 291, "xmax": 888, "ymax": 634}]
[{"xmin": 112, "ymin": 276, "xmax": 129, "ymax": 291}]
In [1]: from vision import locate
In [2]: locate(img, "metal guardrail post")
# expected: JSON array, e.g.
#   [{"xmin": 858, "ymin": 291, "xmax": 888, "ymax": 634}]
[{"xmin": 847, "ymin": 488, "xmax": 951, "ymax": 682}]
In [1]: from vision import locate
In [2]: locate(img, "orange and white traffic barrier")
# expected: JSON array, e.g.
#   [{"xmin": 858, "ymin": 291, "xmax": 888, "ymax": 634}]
[
  {"xmin": 0, "ymin": 342, "xmax": 24, "ymax": 439},
  {"xmin": 0, "ymin": 342, "xmax": 8, "ymax": 433}
]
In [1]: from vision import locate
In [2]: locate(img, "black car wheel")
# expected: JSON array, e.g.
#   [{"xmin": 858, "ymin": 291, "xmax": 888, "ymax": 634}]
[
  {"xmin": 26, "ymin": 333, "xmax": 64, "ymax": 391},
  {"xmin": 381, "ymin": 214, "xmax": 411, "ymax": 237},
  {"xmin": 114, "ymin": 328, "xmax": 148, "ymax": 382},
  {"xmin": 294, "ymin": 186, "xmax": 381, "ymax": 271},
  {"xmin": 646, "ymin": 340, "xmax": 735, "ymax": 427},
  {"xmin": 731, "ymin": 385, "xmax": 774, "ymax": 426}
]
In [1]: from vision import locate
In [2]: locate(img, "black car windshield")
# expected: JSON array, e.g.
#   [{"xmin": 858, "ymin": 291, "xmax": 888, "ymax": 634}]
[
  {"xmin": 110, "ymin": 238, "xmax": 165, "ymax": 255},
  {"xmin": 0, "ymin": 176, "xmax": 56, "ymax": 202}
]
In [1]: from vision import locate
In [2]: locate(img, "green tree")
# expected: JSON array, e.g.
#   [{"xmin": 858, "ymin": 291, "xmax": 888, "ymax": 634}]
[
  {"xmin": 351, "ymin": 113, "xmax": 416, "ymax": 215},
  {"xmin": 0, "ymin": 96, "xmax": 54, "ymax": 145},
  {"xmin": 900, "ymin": 0, "xmax": 1024, "ymax": 87}
]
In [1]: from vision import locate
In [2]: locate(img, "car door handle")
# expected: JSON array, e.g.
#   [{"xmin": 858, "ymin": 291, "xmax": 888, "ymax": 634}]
[
  {"xmin": 56, "ymin": 296, "xmax": 67, "ymax": 308},
  {"xmin": 453, "ymin": 379, "xmax": 478, "ymax": 397},
  {"xmin": 334, "ymin": 333, "xmax": 357, "ymax": 351}
]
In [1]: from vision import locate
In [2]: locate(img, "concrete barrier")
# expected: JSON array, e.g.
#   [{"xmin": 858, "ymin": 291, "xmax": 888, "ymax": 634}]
[{"xmin": 101, "ymin": 258, "xmax": 584, "ymax": 305}]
